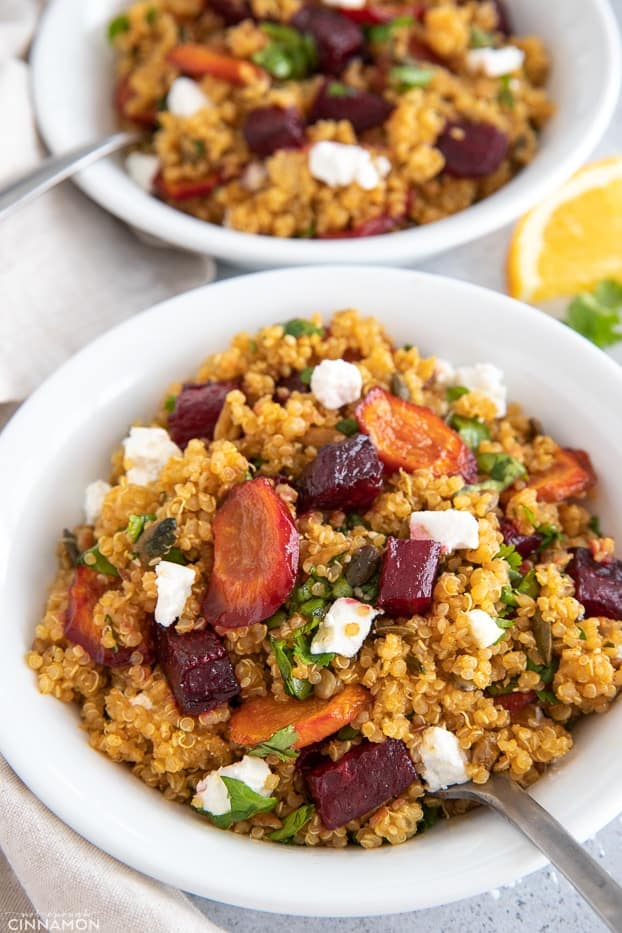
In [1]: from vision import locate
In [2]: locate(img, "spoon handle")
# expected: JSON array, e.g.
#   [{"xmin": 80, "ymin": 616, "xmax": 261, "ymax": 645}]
[
  {"xmin": 0, "ymin": 131, "xmax": 139, "ymax": 222},
  {"xmin": 440, "ymin": 776, "xmax": 622, "ymax": 932}
]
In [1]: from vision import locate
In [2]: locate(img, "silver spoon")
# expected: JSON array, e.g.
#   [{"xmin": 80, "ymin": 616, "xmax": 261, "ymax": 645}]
[
  {"xmin": 0, "ymin": 131, "xmax": 141, "ymax": 222},
  {"xmin": 437, "ymin": 774, "xmax": 622, "ymax": 932}
]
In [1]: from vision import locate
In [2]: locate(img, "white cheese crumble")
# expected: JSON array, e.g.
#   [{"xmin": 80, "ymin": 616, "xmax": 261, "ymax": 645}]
[
  {"xmin": 166, "ymin": 76, "xmax": 211, "ymax": 116},
  {"xmin": 83, "ymin": 480, "xmax": 111, "ymax": 526},
  {"xmin": 122, "ymin": 426, "xmax": 181, "ymax": 486},
  {"xmin": 321, "ymin": 0, "xmax": 365, "ymax": 7},
  {"xmin": 419, "ymin": 726, "xmax": 468, "ymax": 792},
  {"xmin": 194, "ymin": 756, "xmax": 272, "ymax": 816},
  {"xmin": 410, "ymin": 510, "xmax": 479, "ymax": 553},
  {"xmin": 466, "ymin": 46, "xmax": 525, "ymax": 78},
  {"xmin": 154, "ymin": 561, "xmax": 196, "ymax": 628},
  {"xmin": 310, "ymin": 597, "xmax": 381, "ymax": 658},
  {"xmin": 434, "ymin": 358, "xmax": 456, "ymax": 383},
  {"xmin": 129, "ymin": 693, "xmax": 153, "ymax": 710},
  {"xmin": 466, "ymin": 609, "xmax": 502, "ymax": 649},
  {"xmin": 310, "ymin": 359, "xmax": 363, "ymax": 410},
  {"xmin": 453, "ymin": 363, "xmax": 507, "ymax": 416},
  {"xmin": 308, "ymin": 141, "xmax": 391, "ymax": 191},
  {"xmin": 125, "ymin": 152, "xmax": 160, "ymax": 193},
  {"xmin": 241, "ymin": 161, "xmax": 268, "ymax": 192}
]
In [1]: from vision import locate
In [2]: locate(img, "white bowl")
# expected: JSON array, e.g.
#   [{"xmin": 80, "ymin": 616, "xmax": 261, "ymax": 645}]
[
  {"xmin": 1, "ymin": 267, "xmax": 622, "ymax": 916},
  {"xmin": 31, "ymin": 0, "xmax": 620, "ymax": 269}
]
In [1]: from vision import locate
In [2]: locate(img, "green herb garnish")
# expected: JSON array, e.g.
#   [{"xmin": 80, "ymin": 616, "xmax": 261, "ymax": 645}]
[
  {"xmin": 292, "ymin": 627, "xmax": 335, "ymax": 668},
  {"xmin": 336, "ymin": 417, "xmax": 359, "ymax": 437},
  {"xmin": 282, "ymin": 318, "xmax": 324, "ymax": 338},
  {"xmin": 126, "ymin": 513, "xmax": 156, "ymax": 544},
  {"xmin": 536, "ymin": 689, "xmax": 557, "ymax": 705},
  {"xmin": 516, "ymin": 568, "xmax": 539, "ymax": 599},
  {"xmin": 78, "ymin": 545, "xmax": 119, "ymax": 577},
  {"xmin": 418, "ymin": 803, "xmax": 441, "ymax": 833},
  {"xmin": 390, "ymin": 64, "xmax": 435, "ymax": 91},
  {"xmin": 498, "ymin": 74, "xmax": 515, "ymax": 108},
  {"xmin": 476, "ymin": 451, "xmax": 526, "ymax": 492},
  {"xmin": 578, "ymin": 626, "xmax": 587, "ymax": 641},
  {"xmin": 108, "ymin": 14, "xmax": 130, "ymax": 41},
  {"xmin": 536, "ymin": 523, "xmax": 561, "ymax": 550},
  {"xmin": 486, "ymin": 675, "xmax": 519, "ymax": 697},
  {"xmin": 331, "ymin": 576, "xmax": 354, "ymax": 599},
  {"xmin": 145, "ymin": 7, "xmax": 157, "ymax": 25},
  {"xmin": 265, "ymin": 608, "xmax": 288, "ymax": 630},
  {"xmin": 164, "ymin": 394, "xmax": 177, "ymax": 413},
  {"xmin": 495, "ymin": 543, "xmax": 523, "ymax": 582},
  {"xmin": 164, "ymin": 547, "xmax": 189, "ymax": 565},
  {"xmin": 446, "ymin": 385, "xmax": 470, "ymax": 403},
  {"xmin": 199, "ymin": 777, "xmax": 277, "ymax": 829},
  {"xmin": 496, "ymin": 617, "xmax": 515, "ymax": 630},
  {"xmin": 336, "ymin": 725, "xmax": 359, "ymax": 741},
  {"xmin": 253, "ymin": 24, "xmax": 317, "ymax": 80},
  {"xmin": 500, "ymin": 585, "xmax": 519, "ymax": 608},
  {"xmin": 269, "ymin": 804, "xmax": 315, "ymax": 842},
  {"xmin": 449, "ymin": 414, "xmax": 491, "ymax": 451},
  {"xmin": 367, "ymin": 14, "xmax": 414, "ymax": 43},
  {"xmin": 564, "ymin": 280, "xmax": 622, "ymax": 349},
  {"xmin": 588, "ymin": 514, "xmax": 602, "ymax": 537},
  {"xmin": 249, "ymin": 725, "xmax": 299, "ymax": 761},
  {"xmin": 271, "ymin": 638, "xmax": 313, "ymax": 700},
  {"xmin": 526, "ymin": 657, "xmax": 558, "ymax": 685},
  {"xmin": 327, "ymin": 81, "xmax": 353, "ymax": 97},
  {"xmin": 469, "ymin": 26, "xmax": 494, "ymax": 48}
]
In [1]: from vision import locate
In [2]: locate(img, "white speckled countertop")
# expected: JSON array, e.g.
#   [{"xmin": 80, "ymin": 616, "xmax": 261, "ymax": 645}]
[{"xmin": 198, "ymin": 2, "xmax": 622, "ymax": 930}]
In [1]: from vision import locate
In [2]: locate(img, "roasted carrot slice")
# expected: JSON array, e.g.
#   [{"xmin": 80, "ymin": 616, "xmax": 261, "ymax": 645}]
[
  {"xmin": 356, "ymin": 386, "xmax": 477, "ymax": 481},
  {"xmin": 65, "ymin": 566, "xmax": 153, "ymax": 667},
  {"xmin": 527, "ymin": 447, "xmax": 596, "ymax": 503},
  {"xmin": 154, "ymin": 171, "xmax": 222, "ymax": 201},
  {"xmin": 229, "ymin": 684, "xmax": 371, "ymax": 749},
  {"xmin": 202, "ymin": 477, "xmax": 299, "ymax": 629},
  {"xmin": 167, "ymin": 44, "xmax": 263, "ymax": 84}
]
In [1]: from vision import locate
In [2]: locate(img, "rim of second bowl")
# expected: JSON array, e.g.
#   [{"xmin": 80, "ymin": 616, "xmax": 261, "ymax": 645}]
[{"xmin": 30, "ymin": 0, "xmax": 621, "ymax": 267}]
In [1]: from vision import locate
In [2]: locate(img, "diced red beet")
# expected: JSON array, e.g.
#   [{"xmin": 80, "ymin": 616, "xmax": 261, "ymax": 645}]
[
  {"xmin": 437, "ymin": 120, "xmax": 509, "ymax": 178},
  {"xmin": 297, "ymin": 434, "xmax": 383, "ymax": 512},
  {"xmin": 500, "ymin": 519, "xmax": 543, "ymax": 558},
  {"xmin": 308, "ymin": 80, "xmax": 393, "ymax": 133},
  {"xmin": 318, "ymin": 215, "xmax": 397, "ymax": 239},
  {"xmin": 567, "ymin": 547, "xmax": 622, "ymax": 621},
  {"xmin": 304, "ymin": 738, "xmax": 417, "ymax": 829},
  {"xmin": 408, "ymin": 36, "xmax": 445, "ymax": 66},
  {"xmin": 491, "ymin": 0, "xmax": 512, "ymax": 35},
  {"xmin": 377, "ymin": 537, "xmax": 441, "ymax": 617},
  {"xmin": 65, "ymin": 566, "xmax": 154, "ymax": 668},
  {"xmin": 155, "ymin": 624, "xmax": 240, "ymax": 715},
  {"xmin": 243, "ymin": 106, "xmax": 306, "ymax": 157},
  {"xmin": 168, "ymin": 381, "xmax": 237, "ymax": 449},
  {"xmin": 491, "ymin": 690, "xmax": 537, "ymax": 715},
  {"xmin": 274, "ymin": 372, "xmax": 310, "ymax": 402},
  {"xmin": 209, "ymin": 0, "xmax": 253, "ymax": 24},
  {"xmin": 291, "ymin": 6, "xmax": 364, "ymax": 74}
]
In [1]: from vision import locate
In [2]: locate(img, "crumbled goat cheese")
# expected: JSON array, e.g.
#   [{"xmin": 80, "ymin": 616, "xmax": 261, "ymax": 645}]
[
  {"xmin": 166, "ymin": 77, "xmax": 211, "ymax": 116},
  {"xmin": 84, "ymin": 480, "xmax": 111, "ymax": 525},
  {"xmin": 310, "ymin": 359, "xmax": 363, "ymax": 409},
  {"xmin": 466, "ymin": 609, "xmax": 502, "ymax": 649},
  {"xmin": 310, "ymin": 597, "xmax": 381, "ymax": 657},
  {"xmin": 410, "ymin": 510, "xmax": 479, "ymax": 552},
  {"xmin": 466, "ymin": 46, "xmax": 524, "ymax": 78},
  {"xmin": 122, "ymin": 426, "xmax": 181, "ymax": 486},
  {"xmin": 308, "ymin": 141, "xmax": 391, "ymax": 190},
  {"xmin": 129, "ymin": 693, "xmax": 153, "ymax": 710},
  {"xmin": 125, "ymin": 152, "xmax": 160, "ymax": 192},
  {"xmin": 154, "ymin": 561, "xmax": 196, "ymax": 627},
  {"xmin": 419, "ymin": 726, "xmax": 469, "ymax": 792},
  {"xmin": 194, "ymin": 756, "xmax": 272, "ymax": 816},
  {"xmin": 451, "ymin": 362, "xmax": 507, "ymax": 417}
]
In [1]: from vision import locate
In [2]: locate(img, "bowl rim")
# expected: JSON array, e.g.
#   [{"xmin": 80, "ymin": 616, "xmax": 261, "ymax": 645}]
[
  {"xmin": 30, "ymin": 0, "xmax": 621, "ymax": 267},
  {"xmin": 2, "ymin": 266, "xmax": 622, "ymax": 916}
]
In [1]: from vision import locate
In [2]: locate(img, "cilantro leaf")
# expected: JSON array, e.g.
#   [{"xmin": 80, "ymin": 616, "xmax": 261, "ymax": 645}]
[
  {"xmin": 299, "ymin": 366, "xmax": 314, "ymax": 385},
  {"xmin": 446, "ymin": 385, "xmax": 470, "ymax": 403},
  {"xmin": 526, "ymin": 657, "xmax": 558, "ymax": 685},
  {"xmin": 389, "ymin": 64, "xmax": 435, "ymax": 91},
  {"xmin": 108, "ymin": 14, "xmax": 130, "ymax": 41},
  {"xmin": 78, "ymin": 545, "xmax": 119, "ymax": 577},
  {"xmin": 418, "ymin": 803, "xmax": 441, "ymax": 833},
  {"xmin": 536, "ymin": 689, "xmax": 557, "ymax": 705},
  {"xmin": 199, "ymin": 777, "xmax": 277, "ymax": 829},
  {"xmin": 327, "ymin": 81, "xmax": 353, "ymax": 97},
  {"xmin": 271, "ymin": 638, "xmax": 313, "ymax": 700},
  {"xmin": 498, "ymin": 74, "xmax": 514, "ymax": 108},
  {"xmin": 269, "ymin": 804, "xmax": 315, "ymax": 842},
  {"xmin": 476, "ymin": 452, "xmax": 526, "ymax": 491},
  {"xmin": 449, "ymin": 414, "xmax": 491, "ymax": 451},
  {"xmin": 126, "ymin": 513, "xmax": 156, "ymax": 544},
  {"xmin": 495, "ymin": 543, "xmax": 522, "ymax": 579},
  {"xmin": 164, "ymin": 547, "xmax": 189, "ymax": 565},
  {"xmin": 578, "ymin": 626, "xmax": 587, "ymax": 641},
  {"xmin": 336, "ymin": 417, "xmax": 359, "ymax": 437},
  {"xmin": 367, "ymin": 14, "xmax": 414, "ymax": 43},
  {"xmin": 336, "ymin": 725, "xmax": 359, "ymax": 740},
  {"xmin": 249, "ymin": 725, "xmax": 299, "ymax": 761},
  {"xmin": 254, "ymin": 24, "xmax": 317, "ymax": 80},
  {"xmin": 495, "ymin": 617, "xmax": 515, "ymax": 630},
  {"xmin": 564, "ymin": 279, "xmax": 622, "ymax": 349},
  {"xmin": 536, "ymin": 523, "xmax": 561, "ymax": 550},
  {"xmin": 588, "ymin": 514, "xmax": 602, "ymax": 537},
  {"xmin": 292, "ymin": 628, "xmax": 335, "ymax": 668},
  {"xmin": 500, "ymin": 585, "xmax": 519, "ymax": 608},
  {"xmin": 282, "ymin": 318, "xmax": 324, "ymax": 338},
  {"xmin": 470, "ymin": 26, "xmax": 494, "ymax": 48},
  {"xmin": 164, "ymin": 394, "xmax": 177, "ymax": 413},
  {"xmin": 516, "ymin": 568, "xmax": 539, "ymax": 598}
]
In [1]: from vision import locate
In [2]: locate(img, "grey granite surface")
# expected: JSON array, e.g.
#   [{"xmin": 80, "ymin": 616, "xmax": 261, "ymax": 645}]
[{"xmin": 192, "ymin": 1, "xmax": 622, "ymax": 930}]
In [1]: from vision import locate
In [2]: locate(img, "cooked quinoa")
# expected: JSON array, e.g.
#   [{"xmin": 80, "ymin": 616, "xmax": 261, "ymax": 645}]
[
  {"xmin": 110, "ymin": 0, "xmax": 553, "ymax": 237},
  {"xmin": 29, "ymin": 310, "xmax": 622, "ymax": 847}
]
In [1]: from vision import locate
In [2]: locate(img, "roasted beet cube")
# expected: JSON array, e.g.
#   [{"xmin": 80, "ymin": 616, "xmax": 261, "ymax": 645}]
[
  {"xmin": 308, "ymin": 80, "xmax": 393, "ymax": 133},
  {"xmin": 168, "ymin": 381, "xmax": 237, "ymax": 449},
  {"xmin": 291, "ymin": 6, "xmax": 364, "ymax": 74},
  {"xmin": 243, "ymin": 106, "xmax": 306, "ymax": 157},
  {"xmin": 437, "ymin": 120, "xmax": 509, "ymax": 178},
  {"xmin": 491, "ymin": 0, "xmax": 512, "ymax": 35},
  {"xmin": 274, "ymin": 371, "xmax": 310, "ymax": 402},
  {"xmin": 378, "ymin": 537, "xmax": 441, "ymax": 617},
  {"xmin": 304, "ymin": 738, "xmax": 417, "ymax": 829},
  {"xmin": 297, "ymin": 434, "xmax": 383, "ymax": 512},
  {"xmin": 209, "ymin": 0, "xmax": 253, "ymax": 24},
  {"xmin": 490, "ymin": 690, "xmax": 537, "ymax": 716},
  {"xmin": 500, "ymin": 519, "xmax": 543, "ymax": 558},
  {"xmin": 155, "ymin": 625, "xmax": 240, "ymax": 715},
  {"xmin": 567, "ymin": 547, "xmax": 622, "ymax": 621}
]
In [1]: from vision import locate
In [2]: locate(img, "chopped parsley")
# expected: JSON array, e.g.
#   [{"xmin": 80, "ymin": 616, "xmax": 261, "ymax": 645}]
[
  {"xmin": 469, "ymin": 26, "xmax": 494, "ymax": 48},
  {"xmin": 476, "ymin": 451, "xmax": 526, "ymax": 492},
  {"xmin": 526, "ymin": 657, "xmax": 558, "ymax": 685},
  {"xmin": 107, "ymin": 14, "xmax": 130, "ymax": 42},
  {"xmin": 498, "ymin": 74, "xmax": 515, "ymax": 108},
  {"xmin": 390, "ymin": 64, "xmax": 435, "ymax": 91},
  {"xmin": 269, "ymin": 804, "xmax": 315, "ymax": 842},
  {"xmin": 271, "ymin": 638, "xmax": 313, "ymax": 700},
  {"xmin": 564, "ymin": 279, "xmax": 622, "ymax": 349},
  {"xmin": 418, "ymin": 803, "xmax": 441, "ymax": 833},
  {"xmin": 446, "ymin": 385, "xmax": 470, "ymax": 403},
  {"xmin": 578, "ymin": 626, "xmax": 587, "ymax": 641},
  {"xmin": 336, "ymin": 417, "xmax": 359, "ymax": 436},
  {"xmin": 516, "ymin": 568, "xmax": 539, "ymax": 599},
  {"xmin": 282, "ymin": 318, "xmax": 324, "ymax": 338},
  {"xmin": 495, "ymin": 617, "xmax": 515, "ymax": 630},
  {"xmin": 164, "ymin": 394, "xmax": 177, "ymax": 412},
  {"xmin": 253, "ymin": 24, "xmax": 317, "ymax": 80},
  {"xmin": 536, "ymin": 689, "xmax": 557, "ymax": 705},
  {"xmin": 366, "ymin": 15, "xmax": 414, "ymax": 44},
  {"xmin": 265, "ymin": 608, "xmax": 288, "ymax": 630},
  {"xmin": 145, "ymin": 7, "xmax": 158, "ymax": 25},
  {"xmin": 336, "ymin": 724, "xmax": 359, "ymax": 740},
  {"xmin": 164, "ymin": 547, "xmax": 189, "ymax": 565},
  {"xmin": 495, "ymin": 543, "xmax": 522, "ymax": 581},
  {"xmin": 198, "ymin": 777, "xmax": 277, "ymax": 829},
  {"xmin": 500, "ymin": 585, "xmax": 519, "ymax": 608},
  {"xmin": 248, "ymin": 725, "xmax": 299, "ymax": 761},
  {"xmin": 449, "ymin": 414, "xmax": 490, "ymax": 451},
  {"xmin": 126, "ymin": 513, "xmax": 155, "ymax": 544},
  {"xmin": 78, "ymin": 545, "xmax": 119, "ymax": 577},
  {"xmin": 327, "ymin": 81, "xmax": 353, "ymax": 97},
  {"xmin": 588, "ymin": 514, "xmax": 602, "ymax": 537}
]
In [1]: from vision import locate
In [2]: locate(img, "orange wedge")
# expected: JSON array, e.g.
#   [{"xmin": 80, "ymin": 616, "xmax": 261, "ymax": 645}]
[{"xmin": 507, "ymin": 157, "xmax": 622, "ymax": 303}]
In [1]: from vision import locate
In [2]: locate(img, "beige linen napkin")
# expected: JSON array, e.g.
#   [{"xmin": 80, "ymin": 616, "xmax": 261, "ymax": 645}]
[{"xmin": 0, "ymin": 4, "xmax": 220, "ymax": 929}]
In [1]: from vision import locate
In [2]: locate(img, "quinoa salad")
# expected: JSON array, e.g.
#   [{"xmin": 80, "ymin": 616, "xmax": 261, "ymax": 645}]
[
  {"xmin": 111, "ymin": 0, "xmax": 553, "ymax": 238},
  {"xmin": 29, "ymin": 310, "xmax": 622, "ymax": 847}
]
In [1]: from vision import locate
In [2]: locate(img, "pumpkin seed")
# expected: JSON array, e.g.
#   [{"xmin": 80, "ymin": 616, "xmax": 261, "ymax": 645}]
[
  {"xmin": 345, "ymin": 545, "xmax": 381, "ymax": 588},
  {"xmin": 136, "ymin": 517, "xmax": 177, "ymax": 563},
  {"xmin": 532, "ymin": 611, "xmax": 552, "ymax": 665}
]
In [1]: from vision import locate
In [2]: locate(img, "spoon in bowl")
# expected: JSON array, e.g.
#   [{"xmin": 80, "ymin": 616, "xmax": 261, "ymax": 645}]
[
  {"xmin": 436, "ymin": 774, "xmax": 622, "ymax": 932},
  {"xmin": 0, "ymin": 131, "xmax": 141, "ymax": 222}
]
